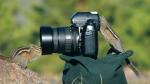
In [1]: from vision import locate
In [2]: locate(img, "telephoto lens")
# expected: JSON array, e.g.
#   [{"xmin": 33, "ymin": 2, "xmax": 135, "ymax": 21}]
[{"xmin": 40, "ymin": 26, "xmax": 79, "ymax": 55}]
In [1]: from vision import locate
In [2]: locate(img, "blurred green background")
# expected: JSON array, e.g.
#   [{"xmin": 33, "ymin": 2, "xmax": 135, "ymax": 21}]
[{"xmin": 0, "ymin": 0, "xmax": 150, "ymax": 76}]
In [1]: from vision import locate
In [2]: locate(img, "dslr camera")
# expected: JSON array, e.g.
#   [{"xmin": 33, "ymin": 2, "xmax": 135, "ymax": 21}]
[{"xmin": 40, "ymin": 12, "xmax": 100, "ymax": 59}]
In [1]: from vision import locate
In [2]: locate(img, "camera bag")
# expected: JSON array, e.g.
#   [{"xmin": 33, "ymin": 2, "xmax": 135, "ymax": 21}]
[{"xmin": 60, "ymin": 49, "xmax": 133, "ymax": 84}]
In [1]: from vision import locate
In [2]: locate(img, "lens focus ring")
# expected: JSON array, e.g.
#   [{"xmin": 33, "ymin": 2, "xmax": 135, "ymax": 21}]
[{"xmin": 65, "ymin": 29, "xmax": 72, "ymax": 53}]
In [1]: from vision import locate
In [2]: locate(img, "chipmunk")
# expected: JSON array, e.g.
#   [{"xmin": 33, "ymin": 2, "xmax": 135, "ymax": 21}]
[
  {"xmin": 11, "ymin": 44, "xmax": 42, "ymax": 68},
  {"xmin": 100, "ymin": 16, "xmax": 140, "ymax": 76}
]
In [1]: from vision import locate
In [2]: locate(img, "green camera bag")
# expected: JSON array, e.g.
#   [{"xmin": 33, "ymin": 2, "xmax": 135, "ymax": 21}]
[{"xmin": 60, "ymin": 50, "xmax": 133, "ymax": 84}]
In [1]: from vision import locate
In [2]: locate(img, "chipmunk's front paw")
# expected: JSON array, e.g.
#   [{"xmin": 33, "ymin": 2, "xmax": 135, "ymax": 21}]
[
  {"xmin": 17, "ymin": 62, "xmax": 28, "ymax": 69},
  {"xmin": 18, "ymin": 64, "xmax": 27, "ymax": 69}
]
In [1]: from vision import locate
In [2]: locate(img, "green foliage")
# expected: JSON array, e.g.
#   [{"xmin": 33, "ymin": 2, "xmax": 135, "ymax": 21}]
[
  {"xmin": 28, "ymin": 53, "xmax": 64, "ymax": 74},
  {"xmin": 0, "ymin": 0, "xmax": 150, "ymax": 74}
]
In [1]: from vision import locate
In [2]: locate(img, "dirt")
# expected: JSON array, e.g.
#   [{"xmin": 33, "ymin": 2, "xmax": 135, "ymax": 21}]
[{"xmin": 0, "ymin": 58, "xmax": 61, "ymax": 84}]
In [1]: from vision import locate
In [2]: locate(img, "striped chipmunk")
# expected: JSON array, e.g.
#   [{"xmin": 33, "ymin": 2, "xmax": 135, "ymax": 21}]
[{"xmin": 12, "ymin": 44, "xmax": 42, "ymax": 68}]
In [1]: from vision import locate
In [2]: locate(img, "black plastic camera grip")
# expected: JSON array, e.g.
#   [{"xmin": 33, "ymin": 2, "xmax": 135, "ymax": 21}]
[{"xmin": 82, "ymin": 21, "xmax": 98, "ymax": 59}]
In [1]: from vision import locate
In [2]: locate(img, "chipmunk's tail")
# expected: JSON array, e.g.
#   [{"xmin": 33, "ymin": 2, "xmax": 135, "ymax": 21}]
[{"xmin": 126, "ymin": 59, "xmax": 140, "ymax": 77}]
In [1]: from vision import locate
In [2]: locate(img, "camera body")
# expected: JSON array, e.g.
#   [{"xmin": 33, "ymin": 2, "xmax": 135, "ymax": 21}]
[{"xmin": 40, "ymin": 12, "xmax": 100, "ymax": 59}]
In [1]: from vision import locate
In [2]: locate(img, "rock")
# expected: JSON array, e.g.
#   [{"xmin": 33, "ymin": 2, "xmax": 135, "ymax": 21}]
[{"xmin": 0, "ymin": 58, "xmax": 50, "ymax": 84}]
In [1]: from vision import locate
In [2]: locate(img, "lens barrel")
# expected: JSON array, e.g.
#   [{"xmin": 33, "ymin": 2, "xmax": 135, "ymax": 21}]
[
  {"xmin": 40, "ymin": 26, "xmax": 53, "ymax": 55},
  {"xmin": 40, "ymin": 26, "xmax": 79, "ymax": 55}
]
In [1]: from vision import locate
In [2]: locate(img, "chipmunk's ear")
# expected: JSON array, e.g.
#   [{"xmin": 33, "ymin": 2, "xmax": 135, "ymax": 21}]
[
  {"xmin": 30, "ymin": 44, "xmax": 41, "ymax": 49},
  {"xmin": 30, "ymin": 44, "xmax": 36, "ymax": 48}
]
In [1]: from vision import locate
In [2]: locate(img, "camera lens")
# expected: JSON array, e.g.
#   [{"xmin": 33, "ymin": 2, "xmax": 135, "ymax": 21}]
[
  {"xmin": 40, "ymin": 26, "xmax": 53, "ymax": 55},
  {"xmin": 40, "ymin": 26, "xmax": 79, "ymax": 55}
]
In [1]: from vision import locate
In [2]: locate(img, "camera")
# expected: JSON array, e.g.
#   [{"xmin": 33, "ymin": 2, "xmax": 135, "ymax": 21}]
[{"xmin": 40, "ymin": 12, "xmax": 100, "ymax": 59}]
